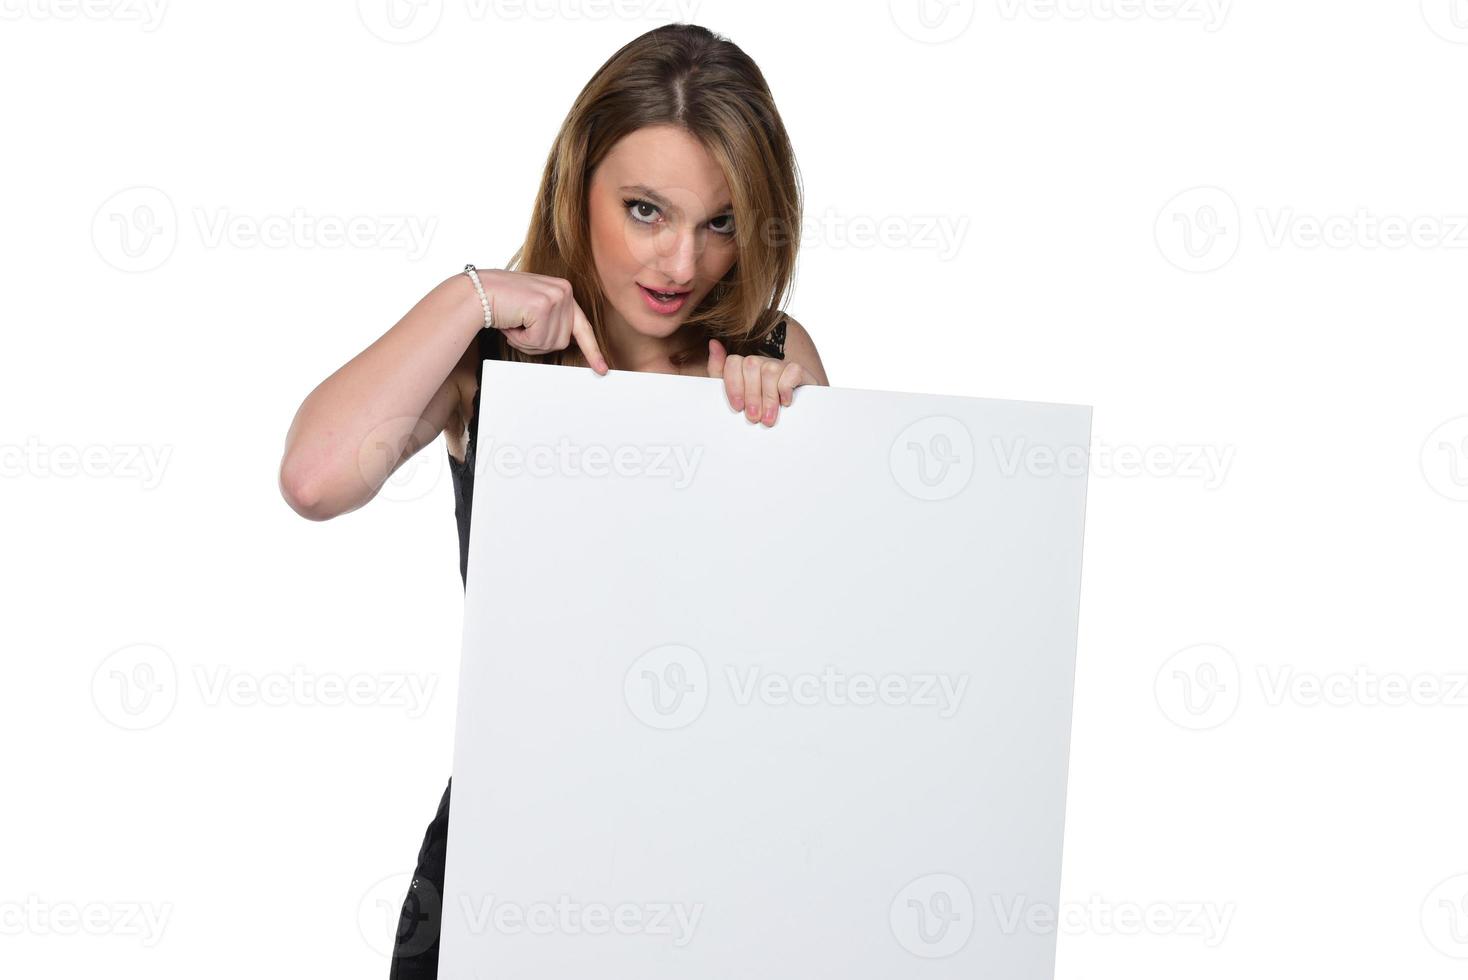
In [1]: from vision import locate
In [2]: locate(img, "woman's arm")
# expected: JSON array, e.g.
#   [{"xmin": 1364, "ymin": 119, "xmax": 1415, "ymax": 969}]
[{"xmin": 278, "ymin": 272, "xmax": 482, "ymax": 521}]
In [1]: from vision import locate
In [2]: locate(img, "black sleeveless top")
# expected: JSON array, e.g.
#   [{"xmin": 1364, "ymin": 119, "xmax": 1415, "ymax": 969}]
[{"xmin": 449, "ymin": 320, "xmax": 788, "ymax": 587}]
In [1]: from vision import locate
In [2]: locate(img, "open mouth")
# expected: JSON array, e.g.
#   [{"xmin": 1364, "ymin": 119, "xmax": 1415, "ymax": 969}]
[
  {"xmin": 637, "ymin": 283, "xmax": 692, "ymax": 314},
  {"xmin": 640, "ymin": 284, "xmax": 689, "ymax": 302}
]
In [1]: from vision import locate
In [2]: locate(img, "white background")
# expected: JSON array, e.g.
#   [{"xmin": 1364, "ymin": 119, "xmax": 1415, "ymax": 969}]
[{"xmin": 3, "ymin": 1, "xmax": 1466, "ymax": 977}]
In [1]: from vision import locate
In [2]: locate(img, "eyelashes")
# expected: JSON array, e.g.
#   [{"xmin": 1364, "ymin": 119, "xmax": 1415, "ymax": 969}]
[
  {"xmin": 624, "ymin": 197, "xmax": 660, "ymax": 224},
  {"xmin": 622, "ymin": 197, "xmax": 736, "ymax": 236}
]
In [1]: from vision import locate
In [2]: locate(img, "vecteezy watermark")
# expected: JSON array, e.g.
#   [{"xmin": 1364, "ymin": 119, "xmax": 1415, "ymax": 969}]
[
  {"xmin": 904, "ymin": 429, "xmax": 1226, "ymax": 492},
  {"xmin": 991, "ymin": 436, "xmax": 1232, "ymax": 489},
  {"xmin": 724, "ymin": 665, "xmax": 970, "ymax": 718},
  {"xmin": 92, "ymin": 186, "xmax": 177, "ymax": 273},
  {"xmin": 1157, "ymin": 186, "xmax": 1468, "ymax": 272},
  {"xmin": 1256, "ymin": 665, "xmax": 1468, "ymax": 709},
  {"xmin": 0, "ymin": 437, "xmax": 173, "ymax": 489},
  {"xmin": 797, "ymin": 208, "xmax": 970, "ymax": 261},
  {"xmin": 1256, "ymin": 208, "xmax": 1468, "ymax": 251},
  {"xmin": 355, "ymin": 415, "xmax": 451, "ymax": 505},
  {"xmin": 744, "ymin": 208, "xmax": 969, "ymax": 259},
  {"xmin": 369, "ymin": 439, "xmax": 448, "ymax": 504},
  {"xmin": 890, "ymin": 873, "xmax": 975, "ymax": 958},
  {"xmin": 890, "ymin": 416, "xmax": 975, "ymax": 502},
  {"xmin": 453, "ymin": 893, "xmax": 704, "ymax": 947},
  {"xmin": 994, "ymin": 0, "xmax": 1231, "ymax": 30},
  {"xmin": 1423, "ymin": 873, "xmax": 1468, "ymax": 959},
  {"xmin": 612, "ymin": 181, "xmax": 969, "ymax": 262},
  {"xmin": 1422, "ymin": 0, "xmax": 1468, "ymax": 44},
  {"xmin": 357, "ymin": 0, "xmax": 444, "ymax": 43},
  {"xmin": 990, "ymin": 893, "xmax": 1236, "ymax": 947},
  {"xmin": 1154, "ymin": 643, "xmax": 1240, "ymax": 731},
  {"xmin": 92, "ymin": 643, "xmax": 439, "ymax": 730},
  {"xmin": 624, "ymin": 644, "xmax": 711, "ymax": 730},
  {"xmin": 0, "ymin": 896, "xmax": 173, "ymax": 946},
  {"xmin": 622, "ymin": 644, "xmax": 971, "ymax": 730},
  {"xmin": 357, "ymin": 0, "xmax": 703, "ymax": 44},
  {"xmin": 1157, "ymin": 644, "xmax": 1468, "ymax": 730},
  {"xmin": 193, "ymin": 665, "xmax": 437, "ymax": 717},
  {"xmin": 92, "ymin": 643, "xmax": 179, "ymax": 731},
  {"xmin": 92, "ymin": 186, "xmax": 437, "ymax": 272},
  {"xmin": 193, "ymin": 208, "xmax": 435, "ymax": 259},
  {"xmin": 359, "ymin": 871, "xmax": 440, "ymax": 959},
  {"xmin": 889, "ymin": 0, "xmax": 976, "ymax": 44},
  {"xmin": 1155, "ymin": 186, "xmax": 1241, "ymax": 273},
  {"xmin": 0, "ymin": 0, "xmax": 168, "ymax": 30},
  {"xmin": 1421, "ymin": 415, "xmax": 1468, "ymax": 502},
  {"xmin": 892, "ymin": 875, "xmax": 1234, "ymax": 955},
  {"xmin": 477, "ymin": 438, "xmax": 704, "ymax": 489}
]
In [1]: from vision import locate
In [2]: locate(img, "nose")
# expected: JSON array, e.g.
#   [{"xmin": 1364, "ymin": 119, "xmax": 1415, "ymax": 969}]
[{"xmin": 649, "ymin": 225, "xmax": 701, "ymax": 287}]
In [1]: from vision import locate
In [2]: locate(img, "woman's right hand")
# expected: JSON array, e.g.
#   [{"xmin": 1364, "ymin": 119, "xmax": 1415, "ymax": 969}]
[{"xmin": 472, "ymin": 268, "xmax": 608, "ymax": 374}]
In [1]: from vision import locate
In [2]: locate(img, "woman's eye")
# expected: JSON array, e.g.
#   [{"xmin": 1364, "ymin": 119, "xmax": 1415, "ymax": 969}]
[
  {"xmin": 709, "ymin": 214, "xmax": 736, "ymax": 236},
  {"xmin": 625, "ymin": 199, "xmax": 660, "ymax": 224}
]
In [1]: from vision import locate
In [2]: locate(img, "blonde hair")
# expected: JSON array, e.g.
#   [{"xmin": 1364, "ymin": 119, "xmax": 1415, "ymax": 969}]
[{"xmin": 497, "ymin": 22, "xmax": 802, "ymax": 370}]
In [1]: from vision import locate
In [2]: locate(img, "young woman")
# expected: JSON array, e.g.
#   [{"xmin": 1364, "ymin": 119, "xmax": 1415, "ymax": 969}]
[{"xmin": 277, "ymin": 23, "xmax": 827, "ymax": 976}]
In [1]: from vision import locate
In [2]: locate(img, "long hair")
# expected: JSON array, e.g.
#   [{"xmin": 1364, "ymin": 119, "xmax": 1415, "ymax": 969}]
[{"xmin": 496, "ymin": 22, "xmax": 802, "ymax": 370}]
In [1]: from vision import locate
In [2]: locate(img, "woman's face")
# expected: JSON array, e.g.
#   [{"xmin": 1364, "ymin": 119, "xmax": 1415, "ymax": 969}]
[{"xmin": 588, "ymin": 124, "xmax": 739, "ymax": 341}]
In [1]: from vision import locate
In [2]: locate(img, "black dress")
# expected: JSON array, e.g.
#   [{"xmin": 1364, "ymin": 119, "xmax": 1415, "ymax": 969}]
[{"xmin": 387, "ymin": 320, "xmax": 788, "ymax": 977}]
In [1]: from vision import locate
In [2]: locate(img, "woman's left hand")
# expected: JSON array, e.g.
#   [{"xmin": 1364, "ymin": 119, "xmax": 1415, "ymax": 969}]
[{"xmin": 707, "ymin": 338, "xmax": 814, "ymax": 427}]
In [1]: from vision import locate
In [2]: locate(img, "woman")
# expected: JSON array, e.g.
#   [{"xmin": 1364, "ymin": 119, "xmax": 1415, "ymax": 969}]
[{"xmin": 278, "ymin": 22, "xmax": 827, "ymax": 976}]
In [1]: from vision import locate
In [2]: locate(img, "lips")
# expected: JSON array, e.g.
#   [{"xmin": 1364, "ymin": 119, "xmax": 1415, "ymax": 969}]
[
  {"xmin": 637, "ymin": 283, "xmax": 691, "ymax": 314},
  {"xmin": 639, "ymin": 284, "xmax": 689, "ymax": 300}
]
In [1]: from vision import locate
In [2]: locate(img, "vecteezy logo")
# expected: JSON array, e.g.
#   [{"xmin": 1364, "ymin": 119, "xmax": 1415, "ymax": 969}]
[
  {"xmin": 1154, "ymin": 643, "xmax": 1240, "ymax": 730},
  {"xmin": 357, "ymin": 416, "xmax": 446, "ymax": 504},
  {"xmin": 890, "ymin": 873, "xmax": 975, "ymax": 958},
  {"xmin": 890, "ymin": 416, "xmax": 975, "ymax": 501},
  {"xmin": 1155, "ymin": 186, "xmax": 1241, "ymax": 273},
  {"xmin": 1422, "ymin": 873, "xmax": 1468, "ymax": 958},
  {"xmin": 623, "ymin": 644, "xmax": 709, "ymax": 730},
  {"xmin": 359, "ymin": 871, "xmax": 441, "ymax": 959},
  {"xmin": 1422, "ymin": 0, "xmax": 1468, "ymax": 43},
  {"xmin": 91, "ymin": 643, "xmax": 178, "ymax": 730},
  {"xmin": 357, "ymin": 0, "xmax": 443, "ymax": 43},
  {"xmin": 889, "ymin": 0, "xmax": 976, "ymax": 43},
  {"xmin": 92, "ymin": 186, "xmax": 177, "ymax": 273},
  {"xmin": 1421, "ymin": 416, "xmax": 1468, "ymax": 502}
]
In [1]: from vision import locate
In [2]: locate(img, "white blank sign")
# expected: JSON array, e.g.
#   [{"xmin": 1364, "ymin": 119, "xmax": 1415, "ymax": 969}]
[{"xmin": 441, "ymin": 360, "xmax": 1091, "ymax": 979}]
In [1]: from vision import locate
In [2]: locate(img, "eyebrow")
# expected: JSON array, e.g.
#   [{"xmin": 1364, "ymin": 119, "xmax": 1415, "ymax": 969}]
[{"xmin": 620, "ymin": 184, "xmax": 733, "ymax": 215}]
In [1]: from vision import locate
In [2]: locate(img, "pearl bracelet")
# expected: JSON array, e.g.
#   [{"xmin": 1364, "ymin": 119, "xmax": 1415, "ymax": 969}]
[{"xmin": 463, "ymin": 263, "xmax": 493, "ymax": 330}]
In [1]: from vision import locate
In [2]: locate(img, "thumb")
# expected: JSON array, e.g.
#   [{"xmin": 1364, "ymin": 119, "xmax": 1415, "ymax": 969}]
[{"xmin": 707, "ymin": 337, "xmax": 727, "ymax": 378}]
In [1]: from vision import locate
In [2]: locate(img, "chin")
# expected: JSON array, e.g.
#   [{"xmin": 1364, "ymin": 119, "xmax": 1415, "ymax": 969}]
[{"xmin": 639, "ymin": 315, "xmax": 688, "ymax": 338}]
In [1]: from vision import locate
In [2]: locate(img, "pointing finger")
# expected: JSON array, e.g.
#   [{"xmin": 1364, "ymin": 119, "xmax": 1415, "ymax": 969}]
[{"xmin": 570, "ymin": 303, "xmax": 608, "ymax": 375}]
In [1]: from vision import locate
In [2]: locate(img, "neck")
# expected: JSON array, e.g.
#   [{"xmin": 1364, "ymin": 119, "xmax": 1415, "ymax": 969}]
[{"xmin": 602, "ymin": 306, "xmax": 703, "ymax": 372}]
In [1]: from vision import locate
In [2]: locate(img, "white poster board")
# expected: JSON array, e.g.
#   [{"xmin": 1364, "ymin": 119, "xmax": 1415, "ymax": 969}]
[{"xmin": 441, "ymin": 360, "xmax": 1091, "ymax": 979}]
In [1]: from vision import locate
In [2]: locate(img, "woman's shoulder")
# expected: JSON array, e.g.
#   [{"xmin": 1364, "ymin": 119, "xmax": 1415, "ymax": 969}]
[
  {"xmin": 764, "ymin": 311, "xmax": 827, "ymax": 385},
  {"xmin": 754, "ymin": 317, "xmax": 787, "ymax": 359},
  {"xmin": 754, "ymin": 310, "xmax": 815, "ymax": 360}
]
